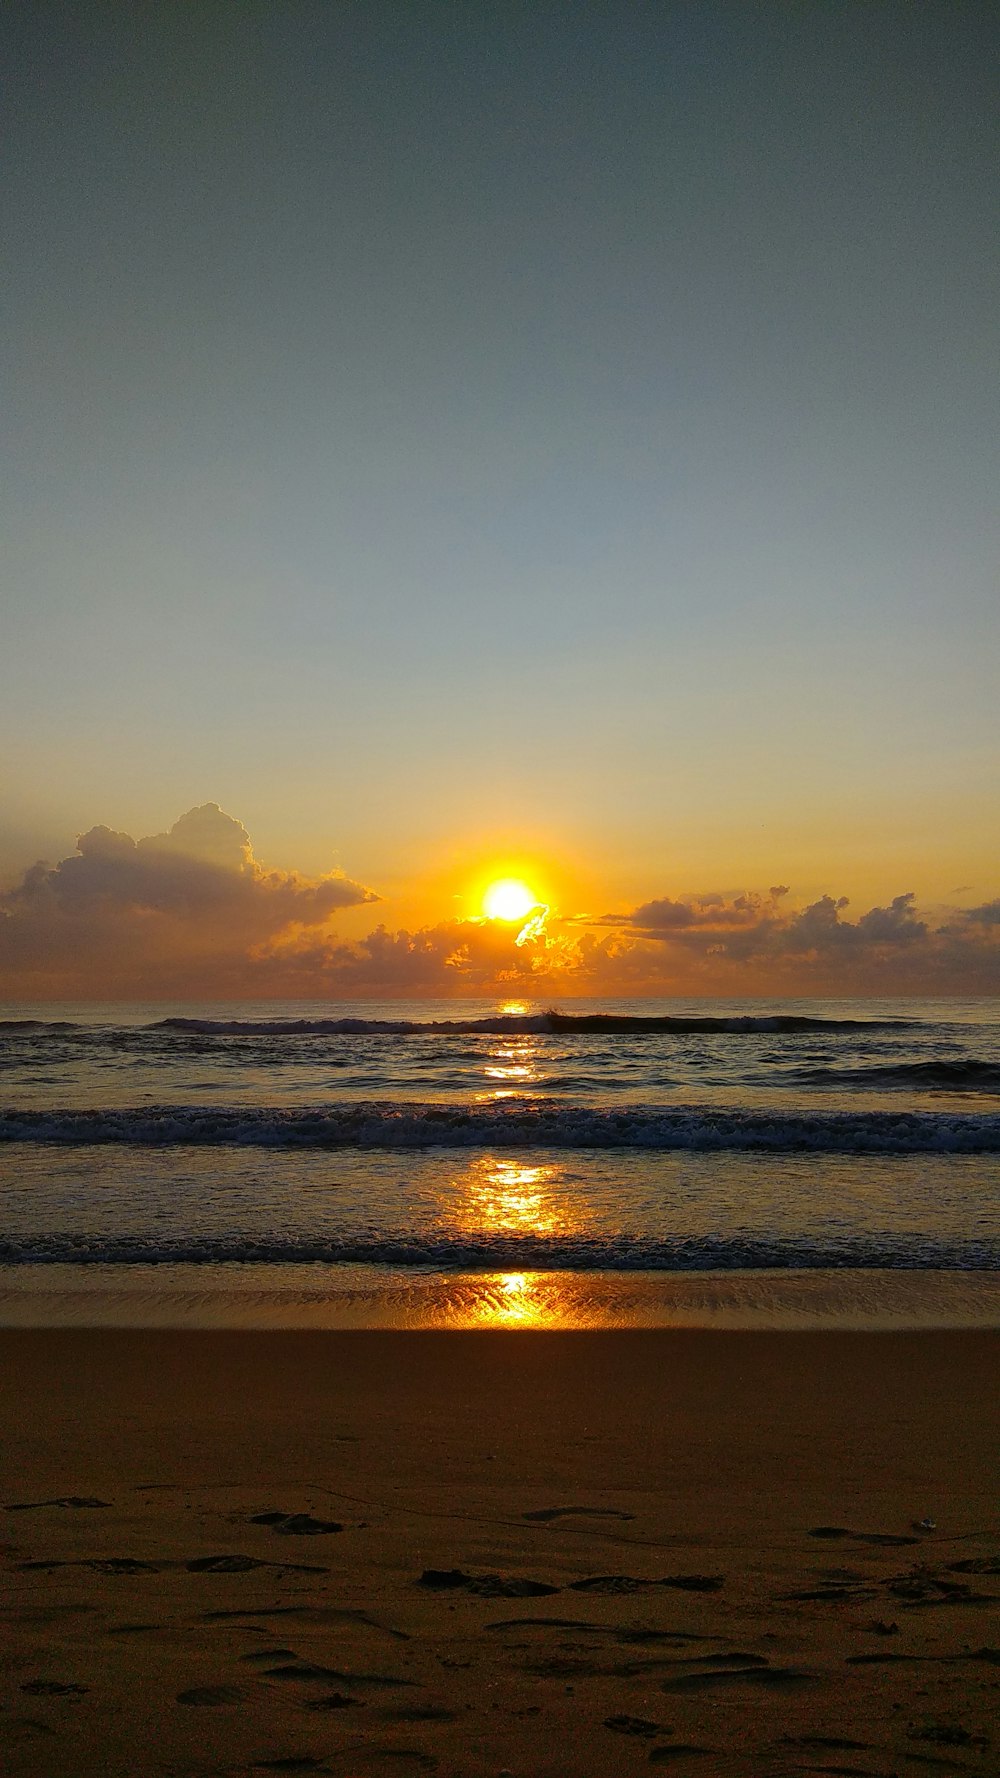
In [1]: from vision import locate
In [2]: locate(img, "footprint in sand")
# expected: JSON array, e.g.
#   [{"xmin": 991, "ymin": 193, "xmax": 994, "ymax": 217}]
[
  {"xmin": 252, "ymin": 1760, "xmax": 326, "ymax": 1772},
  {"xmin": 648, "ymin": 1746, "xmax": 715, "ymax": 1763},
  {"xmin": 5, "ymin": 1496, "xmax": 110, "ymax": 1512},
  {"xmin": 322, "ymin": 1755, "xmax": 437, "ymax": 1772},
  {"xmin": 779, "ymin": 1582, "xmax": 877, "ymax": 1601},
  {"xmin": 20, "ymin": 1680, "xmax": 88, "ymax": 1696},
  {"xmin": 6, "ymin": 1717, "xmax": 59, "ymax": 1742},
  {"xmin": 418, "ymin": 1567, "xmax": 558, "ymax": 1597},
  {"xmin": 186, "ymin": 1554, "xmax": 271, "ymax": 1572},
  {"xmin": 264, "ymin": 1662, "xmax": 416, "ymax": 1690},
  {"xmin": 783, "ymin": 1736, "xmax": 875, "ymax": 1751},
  {"xmin": 16, "ymin": 1556, "xmax": 161, "ymax": 1574},
  {"xmin": 87, "ymin": 1557, "xmax": 162, "ymax": 1574},
  {"xmin": 660, "ymin": 1663, "xmax": 814, "ymax": 1693},
  {"xmin": 809, "ymin": 1525, "xmax": 920, "ymax": 1547},
  {"xmin": 604, "ymin": 1715, "xmax": 663, "ymax": 1737},
  {"xmin": 909, "ymin": 1722, "xmax": 990, "ymax": 1749},
  {"xmin": 250, "ymin": 1511, "xmax": 343, "ymax": 1535},
  {"xmin": 523, "ymin": 1505, "xmax": 635, "ymax": 1522},
  {"xmin": 176, "ymin": 1685, "xmax": 243, "ymax": 1706},
  {"xmin": 379, "ymin": 1705, "xmax": 459, "ymax": 1724},
  {"xmin": 569, "ymin": 1572, "xmax": 724, "ymax": 1594}
]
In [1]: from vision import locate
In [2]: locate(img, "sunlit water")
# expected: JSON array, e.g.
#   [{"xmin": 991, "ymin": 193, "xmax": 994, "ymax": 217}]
[{"xmin": 1, "ymin": 997, "xmax": 998, "ymax": 1326}]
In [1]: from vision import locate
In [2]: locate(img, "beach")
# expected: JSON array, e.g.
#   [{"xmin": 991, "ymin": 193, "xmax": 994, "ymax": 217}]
[{"xmin": 3, "ymin": 1327, "xmax": 998, "ymax": 1776}]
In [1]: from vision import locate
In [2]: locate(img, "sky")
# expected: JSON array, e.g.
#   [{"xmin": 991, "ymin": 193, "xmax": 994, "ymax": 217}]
[{"xmin": 2, "ymin": 2, "xmax": 998, "ymax": 999}]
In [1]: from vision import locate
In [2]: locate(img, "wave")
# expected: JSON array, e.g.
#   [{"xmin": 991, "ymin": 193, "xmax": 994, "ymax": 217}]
[
  {"xmin": 0, "ymin": 1019, "xmax": 81, "ymax": 1032},
  {"xmin": 1, "ymin": 1013, "xmax": 915, "ymax": 1041},
  {"xmin": 1, "ymin": 1102, "xmax": 997, "ymax": 1153},
  {"xmin": 792, "ymin": 1060, "xmax": 1000, "ymax": 1092},
  {"xmin": 154, "ymin": 1012, "xmax": 913, "ymax": 1036},
  {"xmin": 0, "ymin": 1232, "xmax": 994, "ymax": 1270}
]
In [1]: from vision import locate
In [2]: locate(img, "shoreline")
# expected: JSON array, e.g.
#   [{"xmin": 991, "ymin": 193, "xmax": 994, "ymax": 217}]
[
  {"xmin": 1, "ymin": 1261, "xmax": 999, "ymax": 1329},
  {"xmin": 2, "ymin": 1326, "xmax": 998, "ymax": 1774}
]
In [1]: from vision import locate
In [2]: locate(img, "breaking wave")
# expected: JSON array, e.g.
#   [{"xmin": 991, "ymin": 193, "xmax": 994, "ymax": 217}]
[
  {"xmin": 154, "ymin": 1012, "xmax": 913, "ymax": 1036},
  {"xmin": 1, "ymin": 1102, "xmax": 997, "ymax": 1153},
  {"xmin": 0, "ymin": 1232, "xmax": 994, "ymax": 1269}
]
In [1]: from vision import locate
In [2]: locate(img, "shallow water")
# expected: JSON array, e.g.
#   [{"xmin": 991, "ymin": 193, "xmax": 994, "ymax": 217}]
[{"xmin": 2, "ymin": 996, "xmax": 998, "ymax": 1326}]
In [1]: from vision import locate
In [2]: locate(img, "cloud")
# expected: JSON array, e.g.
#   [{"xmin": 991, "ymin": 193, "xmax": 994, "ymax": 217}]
[
  {"xmin": 628, "ymin": 888, "xmax": 786, "ymax": 934},
  {"xmin": 249, "ymin": 911, "xmax": 579, "ymax": 998},
  {"xmin": 586, "ymin": 884, "xmax": 998, "ymax": 994},
  {"xmin": 243, "ymin": 884, "xmax": 999, "ymax": 999},
  {"xmin": 1, "ymin": 805, "xmax": 997, "ymax": 997},
  {"xmin": 965, "ymin": 899, "xmax": 1000, "ymax": 927},
  {"xmin": 0, "ymin": 804, "xmax": 377, "ymax": 996}
]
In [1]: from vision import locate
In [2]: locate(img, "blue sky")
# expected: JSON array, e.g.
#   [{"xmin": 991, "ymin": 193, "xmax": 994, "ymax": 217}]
[{"xmin": 2, "ymin": 2, "xmax": 997, "ymax": 990}]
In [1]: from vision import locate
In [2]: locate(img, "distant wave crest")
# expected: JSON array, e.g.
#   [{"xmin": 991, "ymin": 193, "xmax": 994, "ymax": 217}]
[
  {"xmin": 0, "ymin": 1019, "xmax": 82, "ymax": 1032},
  {"xmin": 154, "ymin": 1012, "xmax": 913, "ymax": 1037},
  {"xmin": 1, "ymin": 1102, "xmax": 997, "ymax": 1153},
  {"xmin": 792, "ymin": 1059, "xmax": 1000, "ymax": 1092}
]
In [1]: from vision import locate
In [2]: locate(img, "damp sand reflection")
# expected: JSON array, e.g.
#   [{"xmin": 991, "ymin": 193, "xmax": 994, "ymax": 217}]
[{"xmin": 3, "ymin": 1264, "xmax": 1000, "ymax": 1329}]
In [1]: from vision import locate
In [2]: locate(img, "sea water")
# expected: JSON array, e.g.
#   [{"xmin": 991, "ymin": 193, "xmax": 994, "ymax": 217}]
[{"xmin": 1, "ymin": 997, "xmax": 997, "ymax": 1327}]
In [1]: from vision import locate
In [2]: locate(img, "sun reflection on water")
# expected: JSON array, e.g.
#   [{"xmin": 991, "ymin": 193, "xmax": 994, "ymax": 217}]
[
  {"xmin": 478, "ymin": 1036, "xmax": 544, "ymax": 1100},
  {"xmin": 430, "ymin": 1155, "xmax": 594, "ymax": 1326},
  {"xmin": 456, "ymin": 1155, "xmax": 575, "ymax": 1238}
]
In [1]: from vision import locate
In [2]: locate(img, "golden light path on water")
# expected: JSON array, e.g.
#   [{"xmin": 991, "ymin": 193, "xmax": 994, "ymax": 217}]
[
  {"xmin": 478, "ymin": 1028, "xmax": 544, "ymax": 1100},
  {"xmin": 440, "ymin": 1155, "xmax": 594, "ymax": 1325},
  {"xmin": 458, "ymin": 1016, "xmax": 589, "ymax": 1318},
  {"xmin": 446, "ymin": 1155, "xmax": 584, "ymax": 1241}
]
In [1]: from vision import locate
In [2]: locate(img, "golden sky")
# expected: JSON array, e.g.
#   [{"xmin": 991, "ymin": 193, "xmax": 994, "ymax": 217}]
[
  {"xmin": 1, "ymin": 802, "xmax": 996, "ymax": 1000},
  {"xmin": 3, "ymin": 4, "xmax": 997, "ymax": 998}
]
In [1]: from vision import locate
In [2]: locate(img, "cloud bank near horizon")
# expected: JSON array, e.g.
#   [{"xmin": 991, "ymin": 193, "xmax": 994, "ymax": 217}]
[
  {"xmin": 1, "ymin": 804, "xmax": 997, "ymax": 998},
  {"xmin": 0, "ymin": 804, "xmax": 378, "ymax": 997}
]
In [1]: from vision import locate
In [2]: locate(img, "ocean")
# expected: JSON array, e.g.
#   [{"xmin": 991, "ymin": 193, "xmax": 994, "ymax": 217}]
[{"xmin": 1, "ymin": 997, "xmax": 998, "ymax": 1328}]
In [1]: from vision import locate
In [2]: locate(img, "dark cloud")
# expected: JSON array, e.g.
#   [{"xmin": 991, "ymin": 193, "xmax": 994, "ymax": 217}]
[
  {"xmin": 627, "ymin": 887, "xmax": 789, "ymax": 939},
  {"xmin": 965, "ymin": 899, "xmax": 1000, "ymax": 927},
  {"xmin": 630, "ymin": 896, "xmax": 697, "ymax": 930},
  {"xmin": 593, "ymin": 884, "xmax": 998, "ymax": 994},
  {"xmin": 619, "ymin": 888, "xmax": 930, "ymax": 958},
  {"xmin": 0, "ymin": 804, "xmax": 377, "ymax": 996}
]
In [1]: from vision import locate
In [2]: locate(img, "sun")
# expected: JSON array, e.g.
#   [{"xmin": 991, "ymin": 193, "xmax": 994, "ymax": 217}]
[{"xmin": 483, "ymin": 877, "xmax": 537, "ymax": 922}]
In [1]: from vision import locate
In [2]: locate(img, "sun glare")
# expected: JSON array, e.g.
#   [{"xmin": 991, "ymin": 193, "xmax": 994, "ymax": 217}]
[{"xmin": 483, "ymin": 878, "xmax": 536, "ymax": 922}]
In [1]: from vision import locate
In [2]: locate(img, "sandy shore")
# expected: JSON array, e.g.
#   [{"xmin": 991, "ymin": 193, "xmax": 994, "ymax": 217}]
[{"xmin": 1, "ymin": 1329, "xmax": 998, "ymax": 1776}]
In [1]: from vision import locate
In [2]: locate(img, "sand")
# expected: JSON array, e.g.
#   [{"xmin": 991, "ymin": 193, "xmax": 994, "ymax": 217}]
[{"xmin": 1, "ymin": 1328, "xmax": 998, "ymax": 1776}]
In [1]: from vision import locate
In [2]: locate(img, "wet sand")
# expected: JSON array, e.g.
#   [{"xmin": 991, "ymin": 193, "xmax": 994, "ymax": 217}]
[{"xmin": 1, "ymin": 1328, "xmax": 998, "ymax": 1776}]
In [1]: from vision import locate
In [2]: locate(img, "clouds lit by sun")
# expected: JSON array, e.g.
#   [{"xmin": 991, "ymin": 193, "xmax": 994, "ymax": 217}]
[{"xmin": 1, "ymin": 800, "xmax": 998, "ymax": 997}]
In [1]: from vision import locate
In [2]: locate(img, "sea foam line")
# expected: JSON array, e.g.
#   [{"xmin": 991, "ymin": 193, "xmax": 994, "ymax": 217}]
[
  {"xmin": 1, "ymin": 1103, "xmax": 998, "ymax": 1153},
  {"xmin": 0, "ymin": 1233, "xmax": 995, "ymax": 1270}
]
